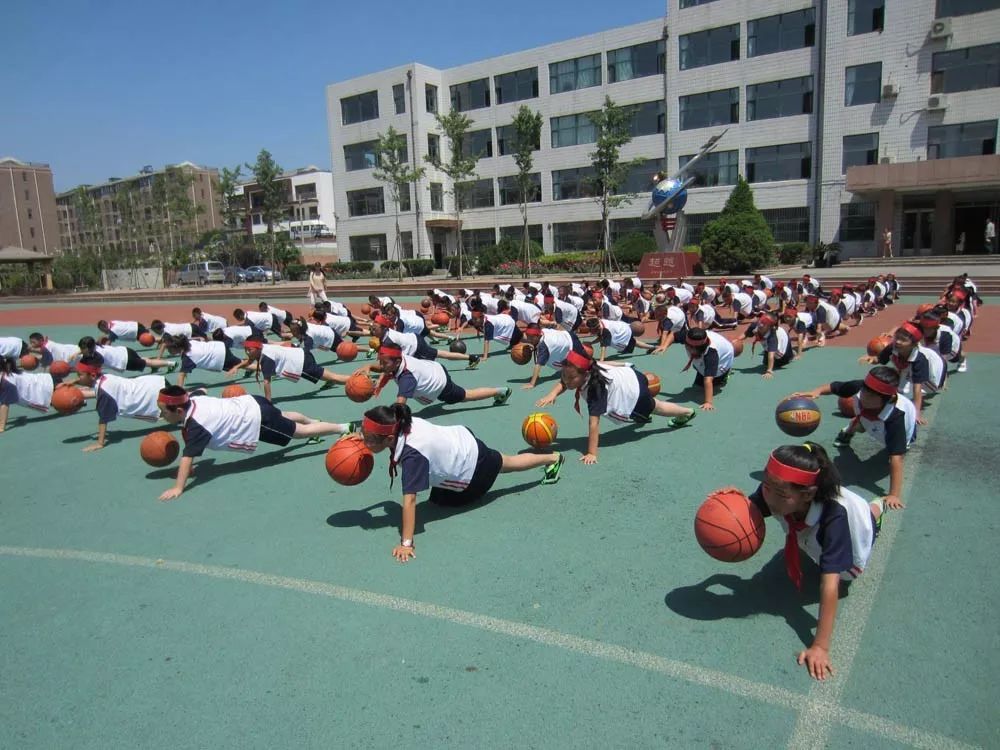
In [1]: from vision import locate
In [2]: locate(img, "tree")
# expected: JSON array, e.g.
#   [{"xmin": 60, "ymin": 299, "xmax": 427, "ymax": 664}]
[
  {"xmin": 246, "ymin": 150, "xmax": 287, "ymax": 285},
  {"xmin": 699, "ymin": 177, "xmax": 775, "ymax": 274},
  {"xmin": 70, "ymin": 187, "xmax": 107, "ymax": 288},
  {"xmin": 374, "ymin": 126, "xmax": 425, "ymax": 281},
  {"xmin": 425, "ymin": 110, "xmax": 478, "ymax": 278},
  {"xmin": 219, "ymin": 165, "xmax": 245, "ymax": 232},
  {"xmin": 511, "ymin": 106, "xmax": 543, "ymax": 278},
  {"xmin": 586, "ymin": 96, "xmax": 646, "ymax": 276}
]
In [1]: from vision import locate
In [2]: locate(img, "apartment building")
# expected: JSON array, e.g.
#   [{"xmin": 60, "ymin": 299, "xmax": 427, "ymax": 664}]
[
  {"xmin": 239, "ymin": 166, "xmax": 336, "ymax": 238},
  {"xmin": 0, "ymin": 157, "xmax": 59, "ymax": 254}
]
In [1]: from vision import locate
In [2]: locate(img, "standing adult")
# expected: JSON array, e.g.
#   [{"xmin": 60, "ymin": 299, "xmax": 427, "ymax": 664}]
[
  {"xmin": 308, "ymin": 263, "xmax": 328, "ymax": 305},
  {"xmin": 985, "ymin": 217, "xmax": 996, "ymax": 255},
  {"xmin": 881, "ymin": 227, "xmax": 893, "ymax": 259}
]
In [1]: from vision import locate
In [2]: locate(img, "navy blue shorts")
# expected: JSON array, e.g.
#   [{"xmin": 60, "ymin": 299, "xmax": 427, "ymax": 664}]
[
  {"xmin": 125, "ymin": 348, "xmax": 146, "ymax": 372},
  {"xmin": 300, "ymin": 350, "xmax": 325, "ymax": 383},
  {"xmin": 630, "ymin": 370, "xmax": 655, "ymax": 419},
  {"xmin": 254, "ymin": 395, "xmax": 296, "ymax": 446},
  {"xmin": 437, "ymin": 378, "xmax": 466, "ymax": 404},
  {"xmin": 414, "ymin": 337, "xmax": 439, "ymax": 360},
  {"xmin": 429, "ymin": 437, "xmax": 502, "ymax": 506}
]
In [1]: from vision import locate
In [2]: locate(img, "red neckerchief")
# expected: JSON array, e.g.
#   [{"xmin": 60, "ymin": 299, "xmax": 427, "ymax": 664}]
[{"xmin": 784, "ymin": 514, "xmax": 809, "ymax": 590}]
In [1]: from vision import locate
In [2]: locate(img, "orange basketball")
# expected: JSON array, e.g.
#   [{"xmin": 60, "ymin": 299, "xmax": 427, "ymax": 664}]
[
  {"xmin": 838, "ymin": 395, "xmax": 858, "ymax": 417},
  {"xmin": 360, "ymin": 303, "xmax": 372, "ymax": 316},
  {"xmin": 19, "ymin": 354, "xmax": 38, "ymax": 371},
  {"xmin": 325, "ymin": 434, "xmax": 374, "ymax": 486},
  {"xmin": 732, "ymin": 338, "xmax": 745, "ymax": 357},
  {"xmin": 222, "ymin": 384, "xmax": 247, "ymax": 398},
  {"xmin": 49, "ymin": 360, "xmax": 71, "ymax": 378},
  {"xmin": 431, "ymin": 311, "xmax": 450, "ymax": 326},
  {"xmin": 138, "ymin": 332, "xmax": 155, "ymax": 347},
  {"xmin": 139, "ymin": 431, "xmax": 179, "ymax": 468},
  {"xmin": 345, "ymin": 373, "xmax": 375, "ymax": 403},
  {"xmin": 51, "ymin": 386, "xmax": 85, "ymax": 415},
  {"xmin": 510, "ymin": 343, "xmax": 533, "ymax": 365},
  {"xmin": 336, "ymin": 341, "xmax": 359, "ymax": 362},
  {"xmin": 645, "ymin": 372, "xmax": 661, "ymax": 397},
  {"xmin": 522, "ymin": 412, "xmax": 558, "ymax": 449},
  {"xmin": 368, "ymin": 336, "xmax": 381, "ymax": 351},
  {"xmin": 867, "ymin": 334, "xmax": 893, "ymax": 357},
  {"xmin": 695, "ymin": 488, "xmax": 766, "ymax": 562},
  {"xmin": 629, "ymin": 321, "xmax": 645, "ymax": 337},
  {"xmin": 582, "ymin": 343, "xmax": 594, "ymax": 359},
  {"xmin": 421, "ymin": 298, "xmax": 433, "ymax": 310}
]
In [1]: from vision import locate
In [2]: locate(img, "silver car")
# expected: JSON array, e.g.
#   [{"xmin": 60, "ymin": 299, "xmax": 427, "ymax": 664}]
[
  {"xmin": 177, "ymin": 261, "xmax": 226, "ymax": 285},
  {"xmin": 245, "ymin": 265, "xmax": 283, "ymax": 282}
]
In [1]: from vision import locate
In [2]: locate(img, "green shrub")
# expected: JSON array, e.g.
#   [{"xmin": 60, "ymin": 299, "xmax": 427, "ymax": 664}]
[
  {"xmin": 404, "ymin": 259, "xmax": 435, "ymax": 276},
  {"xmin": 325, "ymin": 261, "xmax": 374, "ymax": 276},
  {"xmin": 284, "ymin": 263, "xmax": 307, "ymax": 281},
  {"xmin": 700, "ymin": 178, "xmax": 775, "ymax": 274},
  {"xmin": 682, "ymin": 244, "xmax": 701, "ymax": 256},
  {"xmin": 476, "ymin": 236, "xmax": 543, "ymax": 275},
  {"xmin": 777, "ymin": 242, "xmax": 809, "ymax": 265},
  {"xmin": 611, "ymin": 232, "xmax": 657, "ymax": 267}
]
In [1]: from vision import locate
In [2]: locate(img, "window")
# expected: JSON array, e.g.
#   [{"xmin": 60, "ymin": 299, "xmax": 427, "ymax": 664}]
[
  {"xmin": 427, "ymin": 133, "xmax": 440, "ymax": 163},
  {"xmin": 609, "ymin": 218, "xmax": 651, "ymax": 244},
  {"xmin": 462, "ymin": 129, "xmax": 494, "ymax": 160},
  {"xmin": 22, "ymin": 171, "xmax": 27, "ymax": 181},
  {"xmin": 747, "ymin": 76, "xmax": 813, "ymax": 120},
  {"xmin": 550, "ymin": 113, "xmax": 597, "ymax": 147},
  {"xmin": 30, "ymin": 227, "xmax": 35, "ymax": 238},
  {"xmin": 24, "ymin": 189, "xmax": 30, "ymax": 201},
  {"xmin": 346, "ymin": 187, "xmax": 385, "ymax": 217},
  {"xmin": 460, "ymin": 228, "xmax": 497, "ymax": 255},
  {"xmin": 679, "ymin": 25, "xmax": 740, "ymax": 70},
  {"xmin": 937, "ymin": 0, "xmax": 1000, "ymax": 17},
  {"xmin": 393, "ymin": 83, "xmax": 406, "ymax": 114},
  {"xmin": 746, "ymin": 142, "xmax": 812, "ymax": 182},
  {"xmin": 26, "ymin": 207, "xmax": 33, "ymax": 219},
  {"xmin": 679, "ymin": 88, "xmax": 739, "ymax": 130},
  {"xmin": 341, "ymin": 91, "xmax": 379, "ymax": 125},
  {"xmin": 549, "ymin": 54, "xmax": 602, "ymax": 93},
  {"xmin": 839, "ymin": 202, "xmax": 876, "ymax": 241},
  {"xmin": 397, "ymin": 183, "xmax": 411, "ymax": 212},
  {"xmin": 494, "ymin": 67, "xmax": 538, "ymax": 104},
  {"xmin": 843, "ymin": 133, "xmax": 879, "ymax": 171},
  {"xmin": 496, "ymin": 123, "xmax": 540, "ymax": 156},
  {"xmin": 680, "ymin": 0, "xmax": 720, "ymax": 6},
  {"xmin": 344, "ymin": 140, "xmax": 379, "ymax": 171},
  {"xmin": 552, "ymin": 166, "xmax": 597, "ymax": 200},
  {"xmin": 848, "ymin": 0, "xmax": 885, "ymax": 35},
  {"xmin": 617, "ymin": 159, "xmax": 665, "ymax": 195},
  {"xmin": 679, "ymin": 150, "xmax": 739, "ymax": 187},
  {"xmin": 456, "ymin": 178, "xmax": 495, "ymax": 209},
  {"xmin": 607, "ymin": 40, "xmax": 665, "ymax": 82},
  {"xmin": 498, "ymin": 173, "xmax": 541, "ymax": 205},
  {"xmin": 932, "ymin": 44, "xmax": 1000, "ymax": 94},
  {"xmin": 554, "ymin": 221, "xmax": 602, "ymax": 253},
  {"xmin": 747, "ymin": 8, "xmax": 815, "ymax": 57},
  {"xmin": 430, "ymin": 182, "xmax": 444, "ymax": 211},
  {"xmin": 762, "ymin": 207, "xmax": 810, "ymax": 243},
  {"xmin": 927, "ymin": 120, "xmax": 997, "ymax": 158},
  {"xmin": 450, "ymin": 78, "xmax": 490, "ymax": 112},
  {"xmin": 349, "ymin": 234, "xmax": 387, "ymax": 261},
  {"xmin": 500, "ymin": 224, "xmax": 543, "ymax": 246},
  {"xmin": 425, "ymin": 84, "xmax": 438, "ymax": 113},
  {"xmin": 630, "ymin": 100, "xmax": 665, "ymax": 137},
  {"xmin": 845, "ymin": 62, "xmax": 882, "ymax": 105}
]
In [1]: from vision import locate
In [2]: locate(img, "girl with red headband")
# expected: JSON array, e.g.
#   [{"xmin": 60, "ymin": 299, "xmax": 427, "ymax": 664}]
[
  {"xmin": 651, "ymin": 300, "xmax": 688, "ymax": 354},
  {"xmin": 742, "ymin": 442, "xmax": 882, "ymax": 680},
  {"xmin": 681, "ymin": 328, "xmax": 735, "ymax": 411},
  {"xmin": 519, "ymin": 323, "xmax": 586, "ymax": 393},
  {"xmin": 752, "ymin": 313, "xmax": 794, "ymax": 378},
  {"xmin": 586, "ymin": 317, "xmax": 656, "ymax": 361},
  {"xmin": 370, "ymin": 312, "xmax": 479, "ymax": 368},
  {"xmin": 154, "ymin": 385, "xmax": 352, "ymax": 501},
  {"xmin": 863, "ymin": 321, "xmax": 946, "ymax": 425},
  {"xmin": 359, "ymin": 403, "xmax": 563, "ymax": 562},
  {"xmin": 918, "ymin": 311, "xmax": 967, "ymax": 373},
  {"xmin": 468, "ymin": 304, "xmax": 521, "ymax": 361},
  {"xmin": 795, "ymin": 366, "xmax": 916, "ymax": 509},
  {"xmin": 550, "ymin": 350, "xmax": 695, "ymax": 464},
  {"xmin": 374, "ymin": 343, "xmax": 511, "ymax": 409},
  {"xmin": 0, "ymin": 354, "xmax": 61, "ymax": 432},
  {"xmin": 230, "ymin": 335, "xmax": 351, "ymax": 401}
]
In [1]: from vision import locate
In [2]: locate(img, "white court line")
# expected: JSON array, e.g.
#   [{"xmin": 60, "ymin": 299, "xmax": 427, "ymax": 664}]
[{"xmin": 0, "ymin": 544, "xmax": 978, "ymax": 750}]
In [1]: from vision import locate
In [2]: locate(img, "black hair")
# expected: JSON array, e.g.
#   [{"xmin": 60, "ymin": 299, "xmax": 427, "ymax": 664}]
[
  {"xmin": 78, "ymin": 336, "xmax": 97, "ymax": 353},
  {"xmin": 233, "ymin": 308, "xmax": 245, "ymax": 320},
  {"xmin": 192, "ymin": 307, "xmax": 203, "ymax": 316},
  {"xmin": 165, "ymin": 334, "xmax": 190, "ymax": 354},
  {"xmin": 685, "ymin": 328, "xmax": 708, "ymax": 347},
  {"xmin": 864, "ymin": 366, "xmax": 900, "ymax": 404},
  {"xmin": 770, "ymin": 442, "xmax": 840, "ymax": 504},
  {"xmin": 258, "ymin": 302, "xmax": 269, "ymax": 311},
  {"xmin": 581, "ymin": 361, "xmax": 613, "ymax": 408},
  {"xmin": 97, "ymin": 319, "xmax": 109, "ymax": 331},
  {"xmin": 245, "ymin": 334, "xmax": 266, "ymax": 350},
  {"xmin": 322, "ymin": 301, "xmax": 331, "ymax": 311},
  {"xmin": 78, "ymin": 352, "xmax": 105, "ymax": 369},
  {"xmin": 149, "ymin": 320, "xmax": 165, "ymax": 334},
  {"xmin": 586, "ymin": 317, "xmax": 600, "ymax": 330},
  {"xmin": 496, "ymin": 299, "xmax": 509, "ymax": 312},
  {"xmin": 158, "ymin": 384, "xmax": 191, "ymax": 411},
  {"xmin": 364, "ymin": 403, "xmax": 413, "ymax": 439},
  {"xmin": 289, "ymin": 317, "xmax": 308, "ymax": 338},
  {"xmin": 29, "ymin": 332, "xmax": 44, "ymax": 342},
  {"xmin": 312, "ymin": 309, "xmax": 327, "ymax": 324},
  {"xmin": 1, "ymin": 356, "xmax": 21, "ymax": 375},
  {"xmin": 211, "ymin": 329, "xmax": 226, "ymax": 342}
]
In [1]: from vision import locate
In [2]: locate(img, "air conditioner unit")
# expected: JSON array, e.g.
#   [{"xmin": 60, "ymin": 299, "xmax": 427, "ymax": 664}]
[
  {"xmin": 882, "ymin": 83, "xmax": 899, "ymax": 98},
  {"xmin": 927, "ymin": 94, "xmax": 948, "ymax": 111},
  {"xmin": 879, "ymin": 154, "xmax": 893, "ymax": 164},
  {"xmin": 930, "ymin": 18, "xmax": 952, "ymax": 39}
]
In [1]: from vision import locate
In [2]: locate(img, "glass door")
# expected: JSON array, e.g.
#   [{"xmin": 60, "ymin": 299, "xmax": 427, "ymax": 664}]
[{"xmin": 902, "ymin": 210, "xmax": 934, "ymax": 255}]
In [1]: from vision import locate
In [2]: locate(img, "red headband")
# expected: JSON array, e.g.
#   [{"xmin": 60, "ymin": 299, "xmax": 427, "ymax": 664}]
[
  {"xmin": 758, "ymin": 314, "xmax": 776, "ymax": 327},
  {"xmin": 899, "ymin": 322, "xmax": 922, "ymax": 341},
  {"xmin": 374, "ymin": 314, "xmax": 394, "ymax": 328},
  {"xmin": 361, "ymin": 416, "xmax": 396, "ymax": 437},
  {"xmin": 766, "ymin": 452, "xmax": 820, "ymax": 486},
  {"xmin": 524, "ymin": 325, "xmax": 542, "ymax": 336},
  {"xmin": 564, "ymin": 350, "xmax": 593, "ymax": 370},
  {"xmin": 544, "ymin": 295, "xmax": 555, "ymax": 303},
  {"xmin": 243, "ymin": 340, "xmax": 264, "ymax": 351},
  {"xmin": 919, "ymin": 316, "xmax": 940, "ymax": 328},
  {"xmin": 76, "ymin": 362, "xmax": 102, "ymax": 375},
  {"xmin": 863, "ymin": 372, "xmax": 897, "ymax": 397},
  {"xmin": 157, "ymin": 391, "xmax": 190, "ymax": 407},
  {"xmin": 378, "ymin": 344, "xmax": 403, "ymax": 358}
]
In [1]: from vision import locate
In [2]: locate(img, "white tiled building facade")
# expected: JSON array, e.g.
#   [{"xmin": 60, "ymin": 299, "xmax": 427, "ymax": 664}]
[{"xmin": 326, "ymin": 1, "xmax": 1000, "ymax": 264}]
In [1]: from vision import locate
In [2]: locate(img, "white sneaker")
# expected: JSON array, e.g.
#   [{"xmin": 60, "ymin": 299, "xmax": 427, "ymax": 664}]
[{"xmin": 957, "ymin": 359, "xmax": 968, "ymax": 373}]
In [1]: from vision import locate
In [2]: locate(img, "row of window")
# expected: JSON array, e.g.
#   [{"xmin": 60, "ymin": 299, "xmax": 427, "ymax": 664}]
[{"xmin": 679, "ymin": 8, "xmax": 815, "ymax": 70}]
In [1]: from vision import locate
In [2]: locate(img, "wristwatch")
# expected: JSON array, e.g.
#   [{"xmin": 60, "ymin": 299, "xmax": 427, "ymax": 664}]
[{"xmin": 401, "ymin": 538, "xmax": 413, "ymax": 548}]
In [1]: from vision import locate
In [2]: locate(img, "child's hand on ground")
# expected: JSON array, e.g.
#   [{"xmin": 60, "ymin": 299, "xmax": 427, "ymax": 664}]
[
  {"xmin": 580, "ymin": 453, "xmax": 598, "ymax": 465},
  {"xmin": 392, "ymin": 545, "xmax": 415, "ymax": 563},
  {"xmin": 700, "ymin": 402, "xmax": 715, "ymax": 411},
  {"xmin": 798, "ymin": 645, "xmax": 834, "ymax": 681},
  {"xmin": 883, "ymin": 494, "xmax": 905, "ymax": 510}
]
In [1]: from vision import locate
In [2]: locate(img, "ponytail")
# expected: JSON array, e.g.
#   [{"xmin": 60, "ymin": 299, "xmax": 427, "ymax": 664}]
[
  {"xmin": 771, "ymin": 442, "xmax": 840, "ymax": 505},
  {"xmin": 364, "ymin": 402, "xmax": 412, "ymax": 438}
]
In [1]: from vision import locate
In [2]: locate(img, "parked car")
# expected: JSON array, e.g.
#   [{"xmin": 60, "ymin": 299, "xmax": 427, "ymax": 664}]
[
  {"xmin": 177, "ymin": 261, "xmax": 226, "ymax": 285},
  {"xmin": 224, "ymin": 266, "xmax": 247, "ymax": 283},
  {"xmin": 245, "ymin": 265, "xmax": 283, "ymax": 282}
]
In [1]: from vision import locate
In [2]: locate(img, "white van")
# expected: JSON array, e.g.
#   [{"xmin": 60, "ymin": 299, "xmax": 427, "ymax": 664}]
[
  {"xmin": 289, "ymin": 220, "xmax": 334, "ymax": 239},
  {"xmin": 177, "ymin": 261, "xmax": 225, "ymax": 285}
]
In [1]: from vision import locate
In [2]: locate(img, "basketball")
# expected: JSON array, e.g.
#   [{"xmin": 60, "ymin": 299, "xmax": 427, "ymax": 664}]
[
  {"xmin": 449, "ymin": 340, "xmax": 467, "ymax": 354},
  {"xmin": 732, "ymin": 338, "xmax": 745, "ymax": 357},
  {"xmin": 368, "ymin": 336, "xmax": 381, "ymax": 351},
  {"xmin": 51, "ymin": 386, "xmax": 85, "ymax": 415},
  {"xmin": 694, "ymin": 488, "xmax": 766, "ymax": 562},
  {"xmin": 222, "ymin": 384, "xmax": 247, "ymax": 398},
  {"xmin": 360, "ymin": 303, "xmax": 372, "ymax": 316},
  {"xmin": 345, "ymin": 373, "xmax": 375, "ymax": 403},
  {"xmin": 522, "ymin": 412, "xmax": 558, "ymax": 449},
  {"xmin": 867, "ymin": 334, "xmax": 893, "ymax": 357},
  {"xmin": 582, "ymin": 343, "xmax": 594, "ymax": 359},
  {"xmin": 775, "ymin": 396, "xmax": 822, "ymax": 437},
  {"xmin": 629, "ymin": 321, "xmax": 645, "ymax": 337},
  {"xmin": 431, "ymin": 311, "xmax": 450, "ymax": 326},
  {"xmin": 325, "ymin": 434, "xmax": 374, "ymax": 486},
  {"xmin": 139, "ymin": 431, "xmax": 179, "ymax": 468},
  {"xmin": 336, "ymin": 341, "xmax": 359, "ymax": 362},
  {"xmin": 838, "ymin": 395, "xmax": 858, "ymax": 417},
  {"xmin": 49, "ymin": 360, "xmax": 71, "ymax": 378},
  {"xmin": 421, "ymin": 298, "xmax": 432, "ymax": 310},
  {"xmin": 138, "ymin": 332, "xmax": 155, "ymax": 347},
  {"xmin": 645, "ymin": 372, "xmax": 661, "ymax": 397},
  {"xmin": 510, "ymin": 343, "xmax": 533, "ymax": 365},
  {"xmin": 19, "ymin": 354, "xmax": 38, "ymax": 371}
]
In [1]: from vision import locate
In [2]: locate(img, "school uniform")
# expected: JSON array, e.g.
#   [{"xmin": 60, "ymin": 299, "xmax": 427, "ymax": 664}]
[
  {"xmin": 382, "ymin": 329, "xmax": 423, "ymax": 358},
  {"xmin": 793, "ymin": 311, "xmax": 815, "ymax": 335},
  {"xmin": 243, "ymin": 311, "xmax": 274, "ymax": 334},
  {"xmin": 658, "ymin": 306, "xmax": 688, "ymax": 337},
  {"xmin": 941, "ymin": 311, "xmax": 965, "ymax": 337},
  {"xmin": 925, "ymin": 327, "xmax": 961, "ymax": 362},
  {"xmin": 878, "ymin": 344, "xmax": 946, "ymax": 394},
  {"xmin": 750, "ymin": 290, "xmax": 768, "ymax": 310},
  {"xmin": 37, "ymin": 341, "xmax": 81, "ymax": 366},
  {"xmin": 671, "ymin": 288, "xmax": 694, "ymax": 306},
  {"xmin": 180, "ymin": 341, "xmax": 239, "ymax": 375},
  {"xmin": 534, "ymin": 329, "xmax": 583, "ymax": 369},
  {"xmin": 632, "ymin": 295, "xmax": 652, "ymax": 319},
  {"xmin": 483, "ymin": 314, "xmax": 519, "ymax": 346},
  {"xmin": 479, "ymin": 293, "xmax": 500, "ymax": 315},
  {"xmin": 836, "ymin": 295, "xmax": 857, "ymax": 318},
  {"xmin": 730, "ymin": 293, "xmax": 754, "ymax": 317},
  {"xmin": 814, "ymin": 300, "xmax": 841, "ymax": 331},
  {"xmin": 0, "ymin": 337, "xmax": 26, "ymax": 359},
  {"xmin": 756, "ymin": 276, "xmax": 774, "ymax": 290},
  {"xmin": 0, "ymin": 371, "xmax": 54, "ymax": 412},
  {"xmin": 95, "ymin": 373, "xmax": 165, "ymax": 423},
  {"xmin": 259, "ymin": 343, "xmax": 325, "ymax": 384},
  {"xmin": 601, "ymin": 300, "xmax": 625, "ymax": 322},
  {"xmin": 197, "ymin": 312, "xmax": 227, "ymax": 334},
  {"xmin": 221, "ymin": 325, "xmax": 253, "ymax": 348},
  {"xmin": 391, "ymin": 354, "xmax": 465, "ymax": 405},
  {"xmin": 163, "ymin": 322, "xmax": 194, "ymax": 338},
  {"xmin": 566, "ymin": 293, "xmax": 585, "ymax": 312},
  {"xmin": 761, "ymin": 327, "xmax": 793, "ymax": 368},
  {"xmin": 585, "ymin": 364, "xmax": 654, "ymax": 423},
  {"xmin": 328, "ymin": 300, "xmax": 351, "ymax": 318},
  {"xmin": 398, "ymin": 308, "xmax": 428, "ymax": 336},
  {"xmin": 181, "ymin": 394, "xmax": 296, "ymax": 456},
  {"xmin": 831, "ymin": 381, "xmax": 917, "ymax": 453},
  {"xmin": 106, "ymin": 320, "xmax": 144, "ymax": 342},
  {"xmin": 265, "ymin": 306, "xmax": 291, "ymax": 335},
  {"xmin": 508, "ymin": 300, "xmax": 542, "ymax": 324},
  {"xmin": 324, "ymin": 314, "xmax": 352, "ymax": 339},
  {"xmin": 691, "ymin": 331, "xmax": 735, "ymax": 386},
  {"xmin": 553, "ymin": 298, "xmax": 580, "ymax": 330},
  {"xmin": 692, "ymin": 304, "xmax": 716, "ymax": 327},
  {"xmin": 303, "ymin": 323, "xmax": 340, "ymax": 352},
  {"xmin": 96, "ymin": 344, "xmax": 146, "ymax": 372},
  {"xmin": 599, "ymin": 319, "xmax": 636, "ymax": 353}
]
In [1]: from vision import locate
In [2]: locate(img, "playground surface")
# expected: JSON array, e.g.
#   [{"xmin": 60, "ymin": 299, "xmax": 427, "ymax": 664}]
[{"xmin": 0, "ymin": 295, "xmax": 997, "ymax": 749}]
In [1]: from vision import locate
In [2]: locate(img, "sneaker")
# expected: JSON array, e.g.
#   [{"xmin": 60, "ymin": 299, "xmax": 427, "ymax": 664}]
[
  {"xmin": 319, "ymin": 380, "xmax": 338, "ymax": 391},
  {"xmin": 305, "ymin": 436, "xmax": 324, "ymax": 446},
  {"xmin": 166, "ymin": 362, "xmax": 178, "ymax": 374},
  {"xmin": 493, "ymin": 386, "xmax": 512, "ymax": 406},
  {"xmin": 957, "ymin": 359, "xmax": 968, "ymax": 373},
  {"xmin": 670, "ymin": 409, "xmax": 697, "ymax": 428},
  {"xmin": 541, "ymin": 452, "xmax": 564, "ymax": 485},
  {"xmin": 466, "ymin": 354, "xmax": 480, "ymax": 370},
  {"xmin": 345, "ymin": 421, "xmax": 358, "ymax": 434},
  {"xmin": 834, "ymin": 429, "xmax": 854, "ymax": 447}
]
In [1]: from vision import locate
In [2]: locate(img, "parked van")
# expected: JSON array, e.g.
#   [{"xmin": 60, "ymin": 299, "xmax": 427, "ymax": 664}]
[
  {"xmin": 177, "ymin": 261, "xmax": 225, "ymax": 285},
  {"xmin": 288, "ymin": 220, "xmax": 334, "ymax": 239}
]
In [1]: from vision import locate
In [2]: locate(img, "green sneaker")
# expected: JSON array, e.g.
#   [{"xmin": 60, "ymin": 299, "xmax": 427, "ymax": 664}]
[
  {"xmin": 542, "ymin": 452, "xmax": 564, "ymax": 485},
  {"xmin": 166, "ymin": 362, "xmax": 178, "ymax": 374},
  {"xmin": 305, "ymin": 436, "xmax": 324, "ymax": 446},
  {"xmin": 346, "ymin": 421, "xmax": 358, "ymax": 434},
  {"xmin": 493, "ymin": 386, "xmax": 512, "ymax": 406},
  {"xmin": 670, "ymin": 409, "xmax": 697, "ymax": 428}
]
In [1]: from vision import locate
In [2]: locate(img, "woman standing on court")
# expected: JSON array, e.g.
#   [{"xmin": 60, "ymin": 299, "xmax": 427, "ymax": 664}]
[{"xmin": 308, "ymin": 263, "xmax": 328, "ymax": 305}]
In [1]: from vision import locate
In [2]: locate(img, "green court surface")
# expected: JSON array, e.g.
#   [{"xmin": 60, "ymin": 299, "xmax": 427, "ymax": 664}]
[{"xmin": 1, "ymin": 314, "xmax": 997, "ymax": 749}]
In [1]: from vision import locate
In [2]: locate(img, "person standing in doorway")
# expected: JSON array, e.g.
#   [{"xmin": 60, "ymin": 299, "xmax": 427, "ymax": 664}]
[
  {"xmin": 986, "ymin": 217, "xmax": 996, "ymax": 255},
  {"xmin": 881, "ymin": 227, "xmax": 893, "ymax": 259}
]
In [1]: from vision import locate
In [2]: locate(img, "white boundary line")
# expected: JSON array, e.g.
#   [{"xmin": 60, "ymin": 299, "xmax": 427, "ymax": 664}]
[{"xmin": 0, "ymin": 544, "xmax": 978, "ymax": 750}]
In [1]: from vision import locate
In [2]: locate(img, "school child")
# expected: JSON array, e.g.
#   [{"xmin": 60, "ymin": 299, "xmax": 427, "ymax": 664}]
[
  {"xmin": 685, "ymin": 299, "xmax": 717, "ymax": 330},
  {"xmin": 359, "ymin": 403, "xmax": 563, "ymax": 561},
  {"xmin": 191, "ymin": 307, "xmax": 227, "ymax": 336},
  {"xmin": 863, "ymin": 322, "xmax": 945, "ymax": 425},
  {"xmin": 28, "ymin": 333, "xmax": 81, "ymax": 367},
  {"xmin": 0, "ymin": 337, "xmax": 29, "ymax": 360},
  {"xmin": 919, "ymin": 311, "xmax": 966, "ymax": 373},
  {"xmin": 371, "ymin": 314, "xmax": 479, "ymax": 368},
  {"xmin": 288, "ymin": 317, "xmax": 341, "ymax": 354},
  {"xmin": 469, "ymin": 306, "xmax": 521, "ymax": 361},
  {"xmin": 233, "ymin": 335, "xmax": 351, "ymax": 401},
  {"xmin": 752, "ymin": 313, "xmax": 794, "ymax": 378},
  {"xmin": 663, "ymin": 285, "xmax": 694, "ymax": 306},
  {"xmin": 164, "ymin": 334, "xmax": 241, "ymax": 388},
  {"xmin": 741, "ymin": 442, "xmax": 882, "ymax": 680},
  {"xmin": 0, "ymin": 356, "xmax": 58, "ymax": 432},
  {"xmin": 150, "ymin": 320, "xmax": 203, "ymax": 357},
  {"xmin": 233, "ymin": 307, "xmax": 275, "ymax": 336},
  {"xmin": 803, "ymin": 294, "xmax": 848, "ymax": 345},
  {"xmin": 96, "ymin": 319, "xmax": 149, "ymax": 343},
  {"xmin": 374, "ymin": 343, "xmax": 510, "ymax": 409},
  {"xmin": 681, "ymin": 328, "xmax": 735, "ymax": 411},
  {"xmin": 519, "ymin": 323, "xmax": 586, "ymax": 392},
  {"xmin": 651, "ymin": 301, "xmax": 689, "ymax": 354},
  {"xmin": 795, "ymin": 366, "xmax": 915, "ymax": 509},
  {"xmin": 830, "ymin": 288, "xmax": 861, "ymax": 328},
  {"xmin": 781, "ymin": 307, "xmax": 816, "ymax": 358},
  {"xmin": 753, "ymin": 273, "xmax": 774, "ymax": 291},
  {"xmin": 544, "ymin": 293, "xmax": 579, "ymax": 331},
  {"xmin": 589, "ymin": 317, "xmax": 656, "ymax": 361},
  {"xmin": 257, "ymin": 302, "xmax": 293, "ymax": 339},
  {"xmin": 78, "ymin": 336, "xmax": 176, "ymax": 374},
  {"xmin": 155, "ymin": 385, "xmax": 352, "ymax": 501},
  {"xmin": 506, "ymin": 294, "xmax": 543, "ymax": 325},
  {"xmin": 71, "ymin": 353, "xmax": 166, "ymax": 451},
  {"xmin": 213, "ymin": 323, "xmax": 254, "ymax": 349},
  {"xmin": 717, "ymin": 287, "xmax": 755, "ymax": 329}
]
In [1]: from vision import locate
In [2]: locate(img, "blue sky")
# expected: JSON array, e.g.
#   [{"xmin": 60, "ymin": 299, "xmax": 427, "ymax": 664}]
[{"xmin": 2, "ymin": 0, "xmax": 665, "ymax": 191}]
